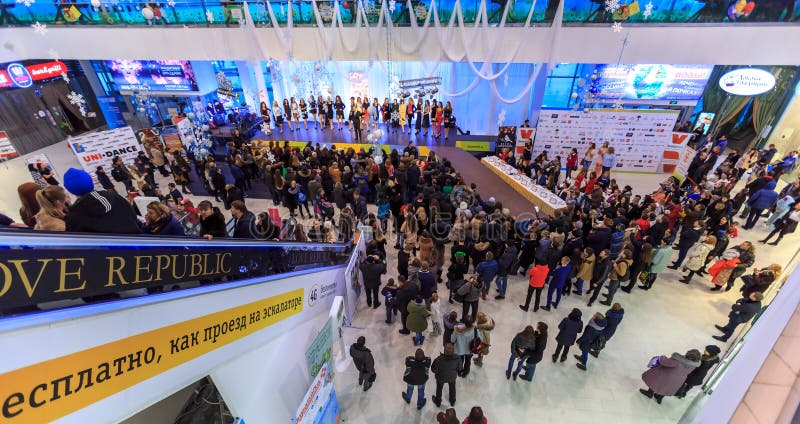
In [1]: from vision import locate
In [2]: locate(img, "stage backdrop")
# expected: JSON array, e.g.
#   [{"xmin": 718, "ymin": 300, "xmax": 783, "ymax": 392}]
[
  {"xmin": 67, "ymin": 126, "xmax": 141, "ymax": 182},
  {"xmin": 533, "ymin": 109, "xmax": 680, "ymax": 173}
]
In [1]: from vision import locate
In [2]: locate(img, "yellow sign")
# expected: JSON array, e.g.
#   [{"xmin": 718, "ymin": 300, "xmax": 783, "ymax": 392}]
[
  {"xmin": 456, "ymin": 140, "xmax": 492, "ymax": 152},
  {"xmin": 0, "ymin": 288, "xmax": 304, "ymax": 422}
]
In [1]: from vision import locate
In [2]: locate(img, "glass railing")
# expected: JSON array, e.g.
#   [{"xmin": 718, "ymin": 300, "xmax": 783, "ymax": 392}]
[
  {"xmin": 0, "ymin": 0, "xmax": 795, "ymax": 27},
  {"xmin": 0, "ymin": 0, "xmax": 550, "ymax": 26}
]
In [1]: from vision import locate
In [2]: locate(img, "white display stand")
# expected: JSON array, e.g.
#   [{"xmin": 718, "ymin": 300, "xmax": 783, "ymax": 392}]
[{"xmin": 533, "ymin": 109, "xmax": 680, "ymax": 173}]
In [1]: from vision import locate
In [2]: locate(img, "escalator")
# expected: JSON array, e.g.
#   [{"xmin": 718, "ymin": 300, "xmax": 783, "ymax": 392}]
[{"xmin": 0, "ymin": 231, "xmax": 357, "ymax": 423}]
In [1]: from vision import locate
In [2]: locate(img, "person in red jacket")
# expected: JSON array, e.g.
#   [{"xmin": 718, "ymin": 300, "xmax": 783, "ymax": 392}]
[
  {"xmin": 565, "ymin": 148, "xmax": 579, "ymax": 180},
  {"xmin": 519, "ymin": 263, "xmax": 549, "ymax": 312}
]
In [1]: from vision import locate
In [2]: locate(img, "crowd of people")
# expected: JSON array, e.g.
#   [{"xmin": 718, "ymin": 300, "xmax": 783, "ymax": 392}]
[
  {"xmin": 346, "ymin": 132, "xmax": 795, "ymax": 414},
  {"xmin": 259, "ymin": 96, "xmax": 458, "ymax": 141}
]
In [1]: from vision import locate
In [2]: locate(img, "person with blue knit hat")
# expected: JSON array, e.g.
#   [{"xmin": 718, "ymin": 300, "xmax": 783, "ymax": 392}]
[{"xmin": 63, "ymin": 168, "xmax": 141, "ymax": 234}]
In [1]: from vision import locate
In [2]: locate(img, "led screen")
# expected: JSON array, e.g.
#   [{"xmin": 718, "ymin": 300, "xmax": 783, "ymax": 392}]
[
  {"xmin": 104, "ymin": 60, "xmax": 198, "ymax": 92},
  {"xmin": 594, "ymin": 64, "xmax": 714, "ymax": 101}
]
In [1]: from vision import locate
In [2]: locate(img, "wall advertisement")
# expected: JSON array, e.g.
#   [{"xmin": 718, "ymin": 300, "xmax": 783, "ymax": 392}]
[
  {"xmin": 0, "ymin": 132, "xmax": 19, "ymax": 159},
  {"xmin": 342, "ymin": 235, "xmax": 366, "ymax": 326},
  {"xmin": 673, "ymin": 146, "xmax": 698, "ymax": 183},
  {"xmin": 594, "ymin": 64, "xmax": 714, "ymax": 100},
  {"xmin": 533, "ymin": 109, "xmax": 680, "ymax": 173},
  {"xmin": 305, "ymin": 318, "xmax": 334, "ymax": 378},
  {"xmin": 67, "ymin": 126, "xmax": 142, "ymax": 181},
  {"xmin": 293, "ymin": 362, "xmax": 340, "ymax": 424}
]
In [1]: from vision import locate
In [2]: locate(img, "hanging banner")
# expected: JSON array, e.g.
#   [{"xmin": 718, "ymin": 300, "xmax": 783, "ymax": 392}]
[
  {"xmin": 96, "ymin": 96, "xmax": 127, "ymax": 130},
  {"xmin": 67, "ymin": 126, "xmax": 142, "ymax": 181},
  {"xmin": 516, "ymin": 127, "xmax": 535, "ymax": 156},
  {"xmin": 293, "ymin": 362, "xmax": 340, "ymax": 424},
  {"xmin": 0, "ymin": 131, "xmax": 19, "ymax": 160},
  {"xmin": 342, "ymin": 235, "xmax": 365, "ymax": 326},
  {"xmin": 673, "ymin": 146, "xmax": 697, "ymax": 184},
  {"xmin": 305, "ymin": 318, "xmax": 334, "ymax": 378},
  {"xmin": 135, "ymin": 128, "xmax": 163, "ymax": 151},
  {"xmin": 534, "ymin": 109, "xmax": 680, "ymax": 173},
  {"xmin": 496, "ymin": 126, "xmax": 517, "ymax": 154},
  {"xmin": 661, "ymin": 132, "xmax": 693, "ymax": 173},
  {"xmin": 160, "ymin": 126, "xmax": 183, "ymax": 153}
]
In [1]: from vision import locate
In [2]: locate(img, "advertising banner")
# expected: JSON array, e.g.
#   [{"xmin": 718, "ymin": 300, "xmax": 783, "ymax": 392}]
[
  {"xmin": 496, "ymin": 126, "xmax": 517, "ymax": 154},
  {"xmin": 25, "ymin": 153, "xmax": 57, "ymax": 188},
  {"xmin": 160, "ymin": 125, "xmax": 184, "ymax": 153},
  {"xmin": 533, "ymin": 109, "xmax": 680, "ymax": 173},
  {"xmin": 293, "ymin": 362, "xmax": 340, "ymax": 424},
  {"xmin": 305, "ymin": 318, "xmax": 334, "ymax": 378},
  {"xmin": 673, "ymin": 146, "xmax": 697, "ymax": 183},
  {"xmin": 67, "ymin": 126, "xmax": 142, "ymax": 181},
  {"xmin": 594, "ymin": 64, "xmax": 714, "ymax": 100},
  {"xmin": 516, "ymin": 127, "xmax": 535, "ymax": 156},
  {"xmin": 103, "ymin": 60, "xmax": 198, "ymax": 92},
  {"xmin": 0, "ymin": 61, "xmax": 67, "ymax": 89},
  {"xmin": 661, "ymin": 132, "xmax": 693, "ymax": 173},
  {"xmin": 0, "ymin": 131, "xmax": 19, "ymax": 159},
  {"xmin": 0, "ymin": 288, "xmax": 305, "ymax": 423},
  {"xmin": 342, "ymin": 235, "xmax": 366, "ymax": 326},
  {"xmin": 96, "ymin": 96, "xmax": 127, "ymax": 129}
]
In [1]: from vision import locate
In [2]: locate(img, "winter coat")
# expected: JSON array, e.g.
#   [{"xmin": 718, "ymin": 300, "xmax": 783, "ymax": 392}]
[
  {"xmin": 684, "ymin": 355, "xmax": 720, "ymax": 387},
  {"xmin": 576, "ymin": 317, "xmax": 607, "ymax": 350},
  {"xmin": 650, "ymin": 246, "xmax": 673, "ymax": 274},
  {"xmin": 549, "ymin": 264, "xmax": 572, "ymax": 288},
  {"xmin": 232, "ymin": 211, "xmax": 256, "ymax": 239},
  {"xmin": 476, "ymin": 317, "xmax": 495, "ymax": 348},
  {"xmin": 748, "ymin": 180, "xmax": 779, "ymax": 210},
  {"xmin": 741, "ymin": 269, "xmax": 777, "ymax": 297},
  {"xmin": 528, "ymin": 264, "xmax": 549, "ymax": 288},
  {"xmin": 418, "ymin": 235, "xmax": 435, "ymax": 265},
  {"xmin": 144, "ymin": 216, "xmax": 185, "ymax": 236},
  {"xmin": 642, "ymin": 353, "xmax": 701, "ymax": 396},
  {"xmin": 457, "ymin": 279, "xmax": 481, "ymax": 302},
  {"xmin": 396, "ymin": 282, "xmax": 420, "ymax": 313},
  {"xmin": 586, "ymin": 227, "xmax": 612, "ymax": 255},
  {"xmin": 350, "ymin": 344, "xmax": 375, "ymax": 377},
  {"xmin": 534, "ymin": 238, "xmax": 551, "ymax": 264},
  {"xmin": 431, "ymin": 353, "xmax": 462, "ymax": 383},
  {"xmin": 684, "ymin": 242, "xmax": 713, "ymax": 271},
  {"xmin": 407, "ymin": 300, "xmax": 430, "ymax": 332},
  {"xmin": 418, "ymin": 270, "xmax": 436, "ymax": 299},
  {"xmin": 403, "ymin": 355, "xmax": 431, "ymax": 385},
  {"xmin": 678, "ymin": 226, "xmax": 704, "ymax": 250},
  {"xmin": 200, "ymin": 209, "xmax": 227, "ymax": 238},
  {"xmin": 609, "ymin": 230, "xmax": 625, "ymax": 259},
  {"xmin": 710, "ymin": 257, "xmax": 739, "ymax": 286},
  {"xmin": 592, "ymin": 256, "xmax": 612, "ymax": 284},
  {"xmin": 556, "ymin": 316, "xmax": 584, "ymax": 346},
  {"xmin": 510, "ymin": 334, "xmax": 536, "ymax": 358},
  {"xmin": 497, "ymin": 245, "xmax": 518, "ymax": 275},
  {"xmin": 451, "ymin": 324, "xmax": 476, "ymax": 356},
  {"xmin": 602, "ymin": 308, "xmax": 624, "ymax": 340},
  {"xmin": 526, "ymin": 332, "xmax": 548, "ymax": 364},
  {"xmin": 65, "ymin": 191, "xmax": 141, "ymax": 235},
  {"xmin": 360, "ymin": 260, "xmax": 387, "ymax": 289},
  {"xmin": 728, "ymin": 297, "xmax": 762, "ymax": 324},
  {"xmin": 34, "ymin": 210, "xmax": 65, "ymax": 232},
  {"xmin": 577, "ymin": 254, "xmax": 595, "ymax": 281},
  {"xmin": 475, "ymin": 259, "xmax": 498, "ymax": 284}
]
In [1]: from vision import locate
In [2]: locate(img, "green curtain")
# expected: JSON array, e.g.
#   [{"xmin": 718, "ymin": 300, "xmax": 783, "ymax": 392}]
[{"xmin": 752, "ymin": 66, "xmax": 798, "ymax": 135}]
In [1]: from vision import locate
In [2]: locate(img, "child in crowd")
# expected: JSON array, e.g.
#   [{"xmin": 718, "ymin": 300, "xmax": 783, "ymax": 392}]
[
  {"xmin": 381, "ymin": 278, "xmax": 398, "ymax": 324},
  {"xmin": 429, "ymin": 292, "xmax": 442, "ymax": 337}
]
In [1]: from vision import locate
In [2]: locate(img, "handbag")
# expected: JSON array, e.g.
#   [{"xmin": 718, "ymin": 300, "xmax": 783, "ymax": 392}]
[
  {"xmin": 647, "ymin": 356, "xmax": 660, "ymax": 368},
  {"xmin": 638, "ymin": 270, "xmax": 650, "ymax": 283},
  {"xmin": 469, "ymin": 328, "xmax": 485, "ymax": 355}
]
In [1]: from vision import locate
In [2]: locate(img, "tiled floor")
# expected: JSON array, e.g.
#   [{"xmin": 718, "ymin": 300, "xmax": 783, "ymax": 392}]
[{"xmin": 332, "ymin": 172, "xmax": 800, "ymax": 424}]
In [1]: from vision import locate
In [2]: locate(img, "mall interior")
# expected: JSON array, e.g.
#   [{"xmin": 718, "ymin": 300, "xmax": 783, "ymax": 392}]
[{"xmin": 0, "ymin": 1, "xmax": 799, "ymax": 423}]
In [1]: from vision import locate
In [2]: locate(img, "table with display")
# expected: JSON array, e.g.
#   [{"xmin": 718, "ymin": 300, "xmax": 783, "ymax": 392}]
[{"xmin": 480, "ymin": 156, "xmax": 568, "ymax": 216}]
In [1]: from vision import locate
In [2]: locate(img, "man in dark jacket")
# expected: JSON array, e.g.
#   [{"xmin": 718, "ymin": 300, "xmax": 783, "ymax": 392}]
[
  {"xmin": 431, "ymin": 343, "xmax": 462, "ymax": 407},
  {"xmin": 198, "ymin": 201, "xmax": 227, "ymax": 240},
  {"xmin": 63, "ymin": 168, "xmax": 141, "ymax": 234},
  {"xmin": 230, "ymin": 200, "xmax": 256, "ymax": 239},
  {"xmin": 669, "ymin": 219, "xmax": 705, "ymax": 270},
  {"xmin": 350, "ymin": 336, "xmax": 376, "ymax": 391},
  {"xmin": 494, "ymin": 241, "xmax": 518, "ymax": 300},
  {"xmin": 585, "ymin": 222, "xmax": 612, "ymax": 255},
  {"xmin": 587, "ymin": 249, "xmax": 612, "ymax": 307},
  {"xmin": 360, "ymin": 255, "xmax": 387, "ymax": 308},
  {"xmin": 111, "ymin": 158, "xmax": 133, "ymax": 192},
  {"xmin": 591, "ymin": 303, "xmax": 624, "ymax": 357},
  {"xmin": 743, "ymin": 180, "xmax": 779, "ymax": 229},
  {"xmin": 396, "ymin": 275, "xmax": 420, "ymax": 335},
  {"xmin": 211, "ymin": 167, "xmax": 228, "ymax": 205},
  {"xmin": 351, "ymin": 191, "xmax": 368, "ymax": 221},
  {"xmin": 575, "ymin": 312, "xmax": 607, "ymax": 371},
  {"xmin": 402, "ymin": 348, "xmax": 431, "ymax": 410},
  {"xmin": 713, "ymin": 292, "xmax": 763, "ymax": 342},
  {"xmin": 95, "ymin": 166, "xmax": 117, "ymax": 194}
]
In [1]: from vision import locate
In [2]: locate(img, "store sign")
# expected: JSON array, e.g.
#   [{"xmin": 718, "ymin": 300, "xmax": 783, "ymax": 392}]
[
  {"xmin": 595, "ymin": 64, "xmax": 713, "ymax": 101},
  {"xmin": 719, "ymin": 68, "xmax": 776, "ymax": 96},
  {"xmin": 0, "ymin": 132, "xmax": 19, "ymax": 159},
  {"xmin": 0, "ymin": 61, "xmax": 67, "ymax": 89}
]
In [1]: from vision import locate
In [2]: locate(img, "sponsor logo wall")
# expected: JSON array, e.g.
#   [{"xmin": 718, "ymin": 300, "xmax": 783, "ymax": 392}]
[
  {"xmin": 67, "ymin": 126, "xmax": 142, "ymax": 181},
  {"xmin": 533, "ymin": 109, "xmax": 680, "ymax": 173}
]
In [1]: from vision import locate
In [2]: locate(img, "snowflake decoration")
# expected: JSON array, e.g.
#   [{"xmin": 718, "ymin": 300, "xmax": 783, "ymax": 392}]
[
  {"xmin": 61, "ymin": 72, "xmax": 70, "ymax": 84},
  {"xmin": 389, "ymin": 0, "xmax": 396, "ymax": 12},
  {"xmin": 47, "ymin": 48, "xmax": 60, "ymax": 61},
  {"xmin": 239, "ymin": 17, "xmax": 247, "ymax": 28},
  {"xmin": 604, "ymin": 0, "xmax": 620, "ymax": 12},
  {"xmin": 68, "ymin": 91, "xmax": 88, "ymax": 117},
  {"xmin": 503, "ymin": 73, "xmax": 509, "ymax": 88},
  {"xmin": 612, "ymin": 100, "xmax": 624, "ymax": 110},
  {"xmin": 643, "ymin": 1, "xmax": 653, "ymax": 18},
  {"xmin": 266, "ymin": 151, "xmax": 276, "ymax": 163},
  {"xmin": 205, "ymin": 10, "xmax": 214, "ymax": 23},
  {"xmin": 16, "ymin": 0, "xmax": 35, "ymax": 7},
  {"xmin": 260, "ymin": 122, "xmax": 270, "ymax": 134},
  {"xmin": 31, "ymin": 21, "xmax": 47, "ymax": 36},
  {"xmin": 497, "ymin": 108, "xmax": 506, "ymax": 126},
  {"xmin": 167, "ymin": 0, "xmax": 175, "ymax": 6},
  {"xmin": 612, "ymin": 21, "xmax": 623, "ymax": 32}
]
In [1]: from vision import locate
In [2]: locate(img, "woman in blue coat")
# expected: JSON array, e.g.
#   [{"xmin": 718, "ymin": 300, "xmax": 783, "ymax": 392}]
[
  {"xmin": 553, "ymin": 308, "xmax": 583, "ymax": 363},
  {"xmin": 575, "ymin": 312, "xmax": 607, "ymax": 371},
  {"xmin": 592, "ymin": 303, "xmax": 624, "ymax": 357},
  {"xmin": 143, "ymin": 201, "xmax": 185, "ymax": 236}
]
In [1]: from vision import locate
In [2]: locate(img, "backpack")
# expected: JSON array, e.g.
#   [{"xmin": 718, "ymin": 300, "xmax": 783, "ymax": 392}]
[
  {"xmin": 590, "ymin": 334, "xmax": 606, "ymax": 351},
  {"xmin": 298, "ymin": 191, "xmax": 307, "ymax": 202},
  {"xmin": 469, "ymin": 327, "xmax": 485, "ymax": 355}
]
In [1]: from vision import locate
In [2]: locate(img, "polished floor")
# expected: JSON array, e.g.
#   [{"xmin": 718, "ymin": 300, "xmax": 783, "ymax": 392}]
[{"xmin": 334, "ymin": 173, "xmax": 799, "ymax": 424}]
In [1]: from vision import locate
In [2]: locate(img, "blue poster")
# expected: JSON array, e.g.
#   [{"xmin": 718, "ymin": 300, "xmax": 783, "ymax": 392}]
[
  {"xmin": 96, "ymin": 96, "xmax": 127, "ymax": 129},
  {"xmin": 594, "ymin": 64, "xmax": 714, "ymax": 101}
]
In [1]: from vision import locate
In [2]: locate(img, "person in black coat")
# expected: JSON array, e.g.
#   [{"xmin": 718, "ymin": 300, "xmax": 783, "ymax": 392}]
[
  {"xmin": 669, "ymin": 220, "xmax": 705, "ymax": 270},
  {"xmin": 713, "ymin": 292, "xmax": 763, "ymax": 342},
  {"xmin": 521, "ymin": 322, "xmax": 548, "ymax": 382},
  {"xmin": 350, "ymin": 336, "xmax": 376, "ymax": 391},
  {"xmin": 575, "ymin": 313, "xmax": 607, "ymax": 370},
  {"xmin": 446, "ymin": 254, "xmax": 469, "ymax": 303},
  {"xmin": 198, "ymin": 201, "xmax": 227, "ymax": 239},
  {"xmin": 396, "ymin": 275, "xmax": 420, "ymax": 335},
  {"xmin": 585, "ymin": 222, "xmax": 612, "ymax": 256},
  {"xmin": 587, "ymin": 249, "xmax": 612, "ymax": 307},
  {"xmin": 398, "ymin": 244, "xmax": 412, "ymax": 277},
  {"xmin": 402, "ymin": 348, "xmax": 431, "ymax": 410},
  {"xmin": 62, "ymin": 168, "xmax": 141, "ymax": 235},
  {"xmin": 230, "ymin": 200, "xmax": 256, "ymax": 239},
  {"xmin": 553, "ymin": 308, "xmax": 583, "ymax": 363},
  {"xmin": 360, "ymin": 255, "xmax": 387, "ymax": 309},
  {"xmin": 676, "ymin": 345, "xmax": 721, "ymax": 398},
  {"xmin": 591, "ymin": 303, "xmax": 625, "ymax": 357},
  {"xmin": 95, "ymin": 166, "xmax": 117, "ymax": 194},
  {"xmin": 431, "ymin": 343, "xmax": 463, "ymax": 407}
]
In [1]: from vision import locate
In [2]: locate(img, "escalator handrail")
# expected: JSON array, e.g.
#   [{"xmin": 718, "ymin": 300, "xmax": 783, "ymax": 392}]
[{"xmin": 0, "ymin": 228, "xmax": 353, "ymax": 248}]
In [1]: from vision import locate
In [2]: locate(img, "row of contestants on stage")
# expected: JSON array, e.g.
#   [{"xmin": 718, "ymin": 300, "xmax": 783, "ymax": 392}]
[{"xmin": 259, "ymin": 96, "xmax": 456, "ymax": 141}]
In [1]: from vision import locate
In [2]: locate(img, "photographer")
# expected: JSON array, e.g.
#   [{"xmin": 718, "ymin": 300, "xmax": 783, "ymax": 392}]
[{"xmin": 360, "ymin": 254, "xmax": 387, "ymax": 309}]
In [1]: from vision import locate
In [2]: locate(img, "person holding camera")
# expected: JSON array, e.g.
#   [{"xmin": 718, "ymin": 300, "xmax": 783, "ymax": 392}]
[
  {"xmin": 360, "ymin": 254, "xmax": 387, "ymax": 309},
  {"xmin": 456, "ymin": 275, "xmax": 482, "ymax": 323}
]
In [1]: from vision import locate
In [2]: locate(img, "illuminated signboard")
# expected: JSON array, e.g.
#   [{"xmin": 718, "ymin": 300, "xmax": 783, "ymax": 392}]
[
  {"xmin": 594, "ymin": 64, "xmax": 714, "ymax": 101},
  {"xmin": 719, "ymin": 68, "xmax": 776, "ymax": 96},
  {"xmin": 103, "ymin": 60, "xmax": 199, "ymax": 92},
  {"xmin": 0, "ymin": 61, "xmax": 68, "ymax": 89}
]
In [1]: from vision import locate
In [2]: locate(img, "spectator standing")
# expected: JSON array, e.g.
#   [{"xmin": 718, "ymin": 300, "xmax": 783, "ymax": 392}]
[
  {"xmin": 520, "ymin": 322, "xmax": 548, "ymax": 382},
  {"xmin": 519, "ymin": 262, "xmax": 549, "ymax": 312},
  {"xmin": 639, "ymin": 349, "xmax": 702, "ymax": 404},
  {"xmin": 712, "ymin": 292, "xmax": 763, "ymax": 342},
  {"xmin": 402, "ymin": 348, "xmax": 432, "ymax": 410},
  {"xmin": 456, "ymin": 276, "xmax": 481, "ymax": 323},
  {"xmin": 553, "ymin": 308, "xmax": 583, "ymax": 363},
  {"xmin": 676, "ymin": 345, "xmax": 721, "ymax": 399},
  {"xmin": 591, "ymin": 303, "xmax": 624, "ymax": 358},
  {"xmin": 408, "ymin": 296, "xmax": 431, "ymax": 346},
  {"xmin": 451, "ymin": 318, "xmax": 477, "ymax": 377},
  {"xmin": 587, "ymin": 249, "xmax": 612, "ymax": 307},
  {"xmin": 473, "ymin": 312, "xmax": 495, "ymax": 367},
  {"xmin": 506, "ymin": 325, "xmax": 536, "ymax": 380},
  {"xmin": 360, "ymin": 254, "xmax": 387, "ymax": 309},
  {"xmin": 575, "ymin": 312, "xmax": 607, "ymax": 371},
  {"xmin": 349, "ymin": 336, "xmax": 376, "ymax": 391},
  {"xmin": 541, "ymin": 256, "xmax": 572, "ymax": 311},
  {"xmin": 431, "ymin": 343, "xmax": 463, "ymax": 408}
]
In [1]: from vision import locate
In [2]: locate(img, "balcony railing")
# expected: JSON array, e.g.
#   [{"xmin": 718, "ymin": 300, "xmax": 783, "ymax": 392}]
[{"xmin": 0, "ymin": 0, "xmax": 795, "ymax": 27}]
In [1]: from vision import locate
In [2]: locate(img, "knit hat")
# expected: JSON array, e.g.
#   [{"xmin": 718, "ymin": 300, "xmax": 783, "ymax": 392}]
[
  {"xmin": 63, "ymin": 168, "xmax": 94, "ymax": 196},
  {"xmin": 459, "ymin": 202, "xmax": 467, "ymax": 209},
  {"xmin": 705, "ymin": 345, "xmax": 721, "ymax": 355}
]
